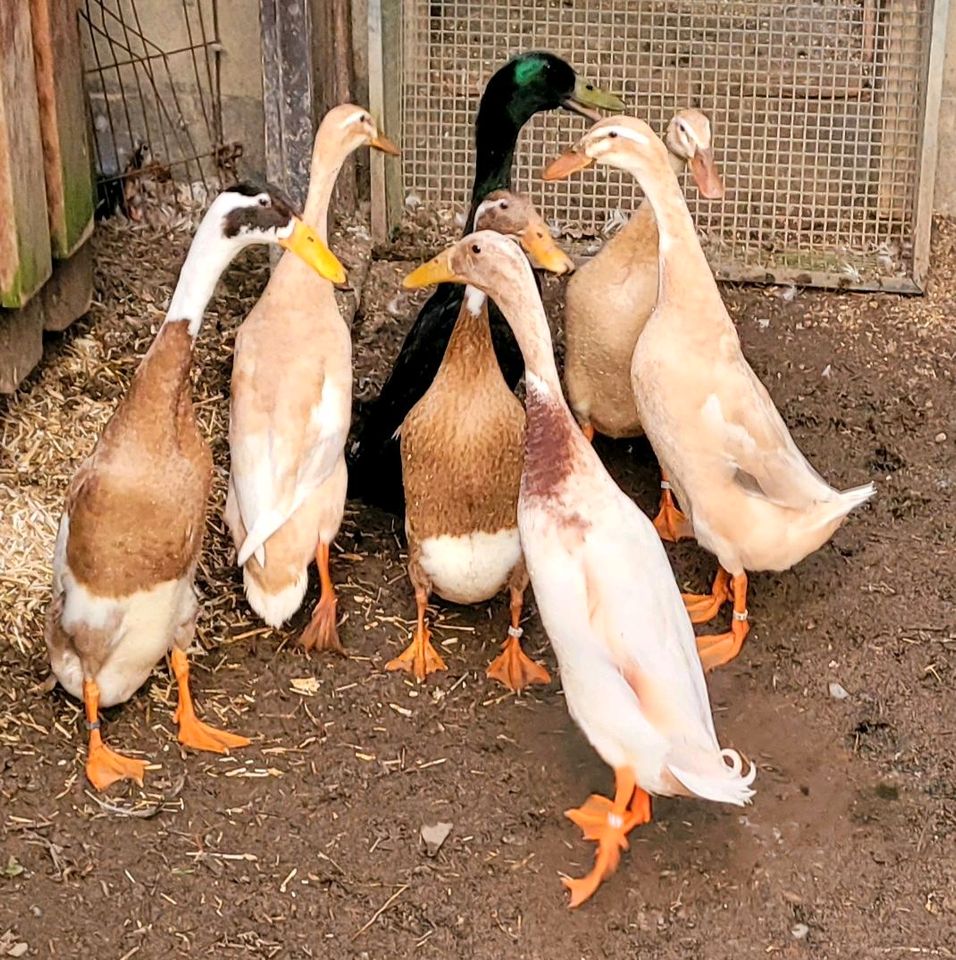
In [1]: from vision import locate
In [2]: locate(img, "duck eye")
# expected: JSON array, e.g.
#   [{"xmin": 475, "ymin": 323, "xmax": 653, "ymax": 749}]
[
  {"xmin": 258, "ymin": 196, "xmax": 269, "ymax": 206},
  {"xmin": 471, "ymin": 244, "xmax": 481, "ymax": 254},
  {"xmin": 608, "ymin": 131, "xmax": 618, "ymax": 139},
  {"xmin": 585, "ymin": 83, "xmax": 594, "ymax": 91},
  {"xmin": 362, "ymin": 114, "xmax": 370, "ymax": 124},
  {"xmin": 500, "ymin": 201, "xmax": 509, "ymax": 209}
]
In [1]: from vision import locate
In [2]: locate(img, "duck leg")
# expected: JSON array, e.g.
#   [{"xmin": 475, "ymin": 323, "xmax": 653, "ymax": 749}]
[
  {"xmin": 652, "ymin": 471, "xmax": 694, "ymax": 543},
  {"xmin": 682, "ymin": 567, "xmax": 731, "ymax": 624},
  {"xmin": 171, "ymin": 648, "xmax": 251, "ymax": 753},
  {"xmin": 486, "ymin": 585, "xmax": 551, "ymax": 692},
  {"xmin": 562, "ymin": 767, "xmax": 652, "ymax": 908},
  {"xmin": 386, "ymin": 586, "xmax": 446, "ymax": 680},
  {"xmin": 299, "ymin": 541, "xmax": 344, "ymax": 654},
  {"xmin": 83, "ymin": 679, "xmax": 147, "ymax": 791},
  {"xmin": 696, "ymin": 573, "xmax": 750, "ymax": 671}
]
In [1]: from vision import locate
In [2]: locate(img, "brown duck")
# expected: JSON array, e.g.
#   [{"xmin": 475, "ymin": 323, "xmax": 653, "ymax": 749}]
[
  {"xmin": 45, "ymin": 185, "xmax": 344, "ymax": 790},
  {"xmin": 390, "ymin": 191, "xmax": 574, "ymax": 691}
]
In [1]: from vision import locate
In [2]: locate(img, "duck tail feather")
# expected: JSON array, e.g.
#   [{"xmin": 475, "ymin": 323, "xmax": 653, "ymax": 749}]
[{"xmin": 667, "ymin": 746, "xmax": 757, "ymax": 807}]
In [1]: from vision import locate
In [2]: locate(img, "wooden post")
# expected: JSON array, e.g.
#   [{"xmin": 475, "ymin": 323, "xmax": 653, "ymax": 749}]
[
  {"xmin": 367, "ymin": 0, "xmax": 402, "ymax": 241},
  {"xmin": 0, "ymin": 1, "xmax": 52, "ymax": 308},
  {"xmin": 29, "ymin": 0, "xmax": 94, "ymax": 260},
  {"xmin": 260, "ymin": 0, "xmax": 315, "ymax": 211},
  {"xmin": 313, "ymin": 0, "xmax": 356, "ymax": 219}
]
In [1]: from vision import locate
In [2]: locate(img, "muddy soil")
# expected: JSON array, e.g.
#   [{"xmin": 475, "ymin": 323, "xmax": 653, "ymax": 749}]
[{"xmin": 0, "ymin": 216, "xmax": 953, "ymax": 959}]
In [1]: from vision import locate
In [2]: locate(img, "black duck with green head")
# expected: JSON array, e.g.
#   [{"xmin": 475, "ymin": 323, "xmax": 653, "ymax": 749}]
[{"xmin": 349, "ymin": 51, "xmax": 624, "ymax": 513}]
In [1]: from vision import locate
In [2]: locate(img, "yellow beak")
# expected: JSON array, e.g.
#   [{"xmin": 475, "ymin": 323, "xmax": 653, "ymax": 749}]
[
  {"xmin": 279, "ymin": 219, "xmax": 346, "ymax": 284},
  {"xmin": 542, "ymin": 149, "xmax": 594, "ymax": 182},
  {"xmin": 520, "ymin": 221, "xmax": 574, "ymax": 275},
  {"xmin": 563, "ymin": 77, "xmax": 627, "ymax": 122},
  {"xmin": 370, "ymin": 132, "xmax": 401, "ymax": 156},
  {"xmin": 403, "ymin": 250, "xmax": 461, "ymax": 290}
]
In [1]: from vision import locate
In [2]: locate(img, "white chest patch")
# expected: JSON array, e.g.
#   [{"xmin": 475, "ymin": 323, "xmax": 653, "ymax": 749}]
[
  {"xmin": 463, "ymin": 285, "xmax": 486, "ymax": 317},
  {"xmin": 419, "ymin": 528, "xmax": 521, "ymax": 604}
]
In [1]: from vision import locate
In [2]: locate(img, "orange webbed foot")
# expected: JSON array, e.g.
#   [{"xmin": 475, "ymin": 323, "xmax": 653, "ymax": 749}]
[
  {"xmin": 86, "ymin": 739, "xmax": 147, "ymax": 792},
  {"xmin": 486, "ymin": 629, "xmax": 551, "ymax": 692},
  {"xmin": 695, "ymin": 573, "xmax": 750, "ymax": 671},
  {"xmin": 652, "ymin": 478, "xmax": 694, "ymax": 543},
  {"xmin": 681, "ymin": 567, "xmax": 731, "ymax": 624},
  {"xmin": 175, "ymin": 708, "xmax": 251, "ymax": 754},
  {"xmin": 386, "ymin": 627, "xmax": 446, "ymax": 681},
  {"xmin": 299, "ymin": 595, "xmax": 344, "ymax": 655},
  {"xmin": 562, "ymin": 773, "xmax": 651, "ymax": 908}
]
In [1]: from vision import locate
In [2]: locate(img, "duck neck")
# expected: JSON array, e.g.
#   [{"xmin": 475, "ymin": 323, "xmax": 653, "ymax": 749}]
[
  {"xmin": 302, "ymin": 119, "xmax": 351, "ymax": 241},
  {"xmin": 628, "ymin": 153, "xmax": 717, "ymax": 306},
  {"xmin": 614, "ymin": 150, "xmax": 685, "ymax": 245},
  {"xmin": 165, "ymin": 213, "xmax": 240, "ymax": 339},
  {"xmin": 466, "ymin": 98, "xmax": 527, "ymax": 230},
  {"xmin": 438, "ymin": 286, "xmax": 498, "ymax": 377}
]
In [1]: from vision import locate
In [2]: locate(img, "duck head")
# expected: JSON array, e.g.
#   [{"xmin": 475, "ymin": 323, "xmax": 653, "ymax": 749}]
[
  {"xmin": 473, "ymin": 190, "xmax": 575, "ymax": 275},
  {"xmin": 664, "ymin": 109, "xmax": 724, "ymax": 199},
  {"xmin": 318, "ymin": 103, "xmax": 400, "ymax": 156},
  {"xmin": 217, "ymin": 182, "xmax": 346, "ymax": 282}
]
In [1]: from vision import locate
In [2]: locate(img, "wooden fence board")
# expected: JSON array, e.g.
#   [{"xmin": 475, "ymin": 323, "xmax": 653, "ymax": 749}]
[
  {"xmin": 0, "ymin": 1, "xmax": 53, "ymax": 308},
  {"xmin": 30, "ymin": 0, "xmax": 94, "ymax": 259}
]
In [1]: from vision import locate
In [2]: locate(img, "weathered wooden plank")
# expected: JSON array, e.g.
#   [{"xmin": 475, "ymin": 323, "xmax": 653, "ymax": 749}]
[
  {"xmin": 0, "ymin": 1, "xmax": 52, "ymax": 308},
  {"xmin": 42, "ymin": 238, "xmax": 93, "ymax": 332},
  {"xmin": 260, "ymin": 0, "xmax": 315, "ymax": 211},
  {"xmin": 0, "ymin": 298, "xmax": 44, "ymax": 394},
  {"xmin": 30, "ymin": 0, "xmax": 95, "ymax": 259},
  {"xmin": 314, "ymin": 0, "xmax": 357, "ymax": 218}
]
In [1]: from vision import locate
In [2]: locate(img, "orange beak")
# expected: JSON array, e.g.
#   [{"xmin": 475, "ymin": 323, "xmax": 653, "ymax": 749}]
[
  {"xmin": 542, "ymin": 150, "xmax": 594, "ymax": 182},
  {"xmin": 370, "ymin": 133, "xmax": 401, "ymax": 156},
  {"xmin": 689, "ymin": 148, "xmax": 724, "ymax": 200}
]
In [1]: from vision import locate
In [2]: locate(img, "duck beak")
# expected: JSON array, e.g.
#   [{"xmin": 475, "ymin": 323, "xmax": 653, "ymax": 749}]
[
  {"xmin": 689, "ymin": 148, "xmax": 724, "ymax": 200},
  {"xmin": 369, "ymin": 132, "xmax": 401, "ymax": 156},
  {"xmin": 520, "ymin": 220, "xmax": 574, "ymax": 275},
  {"xmin": 542, "ymin": 149, "xmax": 594, "ymax": 181},
  {"xmin": 403, "ymin": 250, "xmax": 461, "ymax": 289},
  {"xmin": 563, "ymin": 77, "xmax": 626, "ymax": 122},
  {"xmin": 279, "ymin": 218, "xmax": 347, "ymax": 284}
]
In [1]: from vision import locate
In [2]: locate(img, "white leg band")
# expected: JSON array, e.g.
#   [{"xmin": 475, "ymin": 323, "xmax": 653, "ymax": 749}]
[{"xmin": 508, "ymin": 625, "xmax": 523, "ymax": 639}]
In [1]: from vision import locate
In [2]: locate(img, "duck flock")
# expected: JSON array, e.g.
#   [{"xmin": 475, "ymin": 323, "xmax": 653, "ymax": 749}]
[{"xmin": 44, "ymin": 52, "xmax": 874, "ymax": 907}]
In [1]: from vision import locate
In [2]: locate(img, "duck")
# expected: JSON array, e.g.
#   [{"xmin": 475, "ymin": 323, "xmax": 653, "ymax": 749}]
[
  {"xmin": 45, "ymin": 183, "xmax": 346, "ymax": 791},
  {"xmin": 347, "ymin": 51, "xmax": 624, "ymax": 515},
  {"xmin": 544, "ymin": 117, "xmax": 875, "ymax": 671},
  {"xmin": 225, "ymin": 105, "xmax": 398, "ymax": 653},
  {"xmin": 563, "ymin": 109, "xmax": 724, "ymax": 543},
  {"xmin": 392, "ymin": 191, "xmax": 574, "ymax": 691},
  {"xmin": 403, "ymin": 230, "xmax": 756, "ymax": 907}
]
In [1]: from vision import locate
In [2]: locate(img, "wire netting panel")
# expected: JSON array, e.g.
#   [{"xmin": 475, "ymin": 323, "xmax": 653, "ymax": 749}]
[{"xmin": 400, "ymin": 0, "xmax": 933, "ymax": 287}]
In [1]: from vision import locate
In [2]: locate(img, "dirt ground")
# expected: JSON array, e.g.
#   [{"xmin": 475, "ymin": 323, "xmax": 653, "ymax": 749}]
[{"xmin": 1, "ymin": 211, "xmax": 954, "ymax": 960}]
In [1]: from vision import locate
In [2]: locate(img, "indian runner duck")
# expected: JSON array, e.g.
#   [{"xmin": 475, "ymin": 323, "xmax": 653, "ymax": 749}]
[
  {"xmin": 563, "ymin": 109, "xmax": 724, "ymax": 543},
  {"xmin": 392, "ymin": 190, "xmax": 574, "ymax": 690},
  {"xmin": 544, "ymin": 117, "xmax": 875, "ymax": 671},
  {"xmin": 45, "ymin": 183, "xmax": 345, "ymax": 790},
  {"xmin": 348, "ymin": 51, "xmax": 624, "ymax": 514},
  {"xmin": 226, "ymin": 105, "xmax": 398, "ymax": 654},
  {"xmin": 403, "ymin": 230, "xmax": 755, "ymax": 907}
]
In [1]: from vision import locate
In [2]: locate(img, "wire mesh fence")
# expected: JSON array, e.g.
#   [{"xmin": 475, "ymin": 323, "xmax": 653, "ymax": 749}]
[
  {"xmin": 399, "ymin": 0, "xmax": 939, "ymax": 290},
  {"xmin": 80, "ymin": 0, "xmax": 236, "ymax": 220}
]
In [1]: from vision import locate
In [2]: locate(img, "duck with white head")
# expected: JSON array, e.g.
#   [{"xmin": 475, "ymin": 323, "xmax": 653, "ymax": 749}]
[
  {"xmin": 45, "ymin": 184, "xmax": 344, "ymax": 791},
  {"xmin": 403, "ymin": 229, "xmax": 755, "ymax": 907}
]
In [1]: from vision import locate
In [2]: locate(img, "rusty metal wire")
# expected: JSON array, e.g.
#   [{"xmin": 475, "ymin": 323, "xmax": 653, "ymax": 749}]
[{"xmin": 80, "ymin": 0, "xmax": 237, "ymax": 216}]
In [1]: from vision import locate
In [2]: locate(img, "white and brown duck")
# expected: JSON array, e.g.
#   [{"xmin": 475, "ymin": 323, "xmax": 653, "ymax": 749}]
[
  {"xmin": 562, "ymin": 108, "xmax": 723, "ymax": 542},
  {"xmin": 391, "ymin": 190, "xmax": 573, "ymax": 691},
  {"xmin": 45, "ymin": 184, "xmax": 345, "ymax": 790},
  {"xmin": 404, "ymin": 230, "xmax": 755, "ymax": 907}
]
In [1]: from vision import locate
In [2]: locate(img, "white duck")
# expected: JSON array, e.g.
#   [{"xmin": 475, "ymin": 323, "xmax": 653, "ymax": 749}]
[
  {"xmin": 226, "ymin": 105, "xmax": 398, "ymax": 653},
  {"xmin": 544, "ymin": 117, "xmax": 874, "ymax": 671},
  {"xmin": 403, "ymin": 230, "xmax": 755, "ymax": 907},
  {"xmin": 45, "ymin": 185, "xmax": 344, "ymax": 790}
]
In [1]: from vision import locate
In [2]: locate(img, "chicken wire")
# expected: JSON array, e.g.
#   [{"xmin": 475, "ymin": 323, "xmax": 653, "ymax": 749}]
[{"xmin": 396, "ymin": 0, "xmax": 943, "ymax": 290}]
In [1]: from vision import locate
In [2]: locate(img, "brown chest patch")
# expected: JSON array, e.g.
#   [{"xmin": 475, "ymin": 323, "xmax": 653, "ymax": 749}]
[
  {"xmin": 65, "ymin": 322, "xmax": 212, "ymax": 596},
  {"xmin": 521, "ymin": 383, "xmax": 579, "ymax": 499},
  {"xmin": 402, "ymin": 301, "xmax": 525, "ymax": 541}
]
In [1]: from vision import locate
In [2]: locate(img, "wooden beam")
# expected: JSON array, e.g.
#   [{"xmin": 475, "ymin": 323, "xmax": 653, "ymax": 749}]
[
  {"xmin": 367, "ymin": 0, "xmax": 402, "ymax": 241},
  {"xmin": 30, "ymin": 0, "xmax": 94, "ymax": 260},
  {"xmin": 0, "ymin": 1, "xmax": 52, "ymax": 307},
  {"xmin": 260, "ymin": 0, "xmax": 315, "ymax": 211},
  {"xmin": 313, "ymin": 0, "xmax": 356, "ymax": 219}
]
